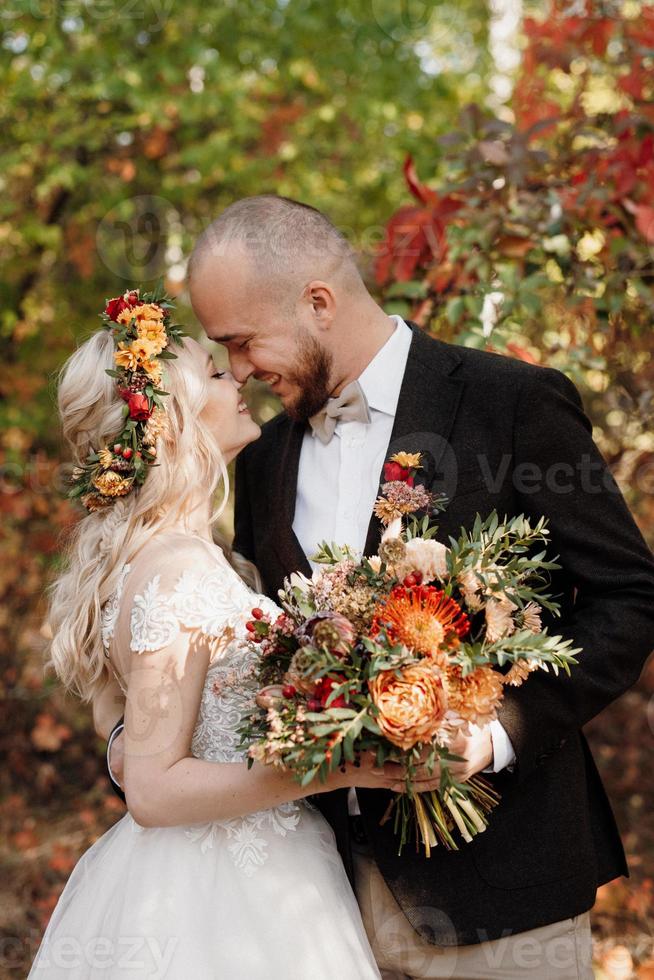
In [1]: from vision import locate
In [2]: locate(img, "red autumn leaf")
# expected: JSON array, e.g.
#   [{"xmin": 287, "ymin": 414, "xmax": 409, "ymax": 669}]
[
  {"xmin": 375, "ymin": 186, "xmax": 463, "ymax": 286},
  {"xmin": 374, "ymin": 206, "xmax": 433, "ymax": 285},
  {"xmin": 625, "ymin": 200, "xmax": 654, "ymax": 243},
  {"xmin": 403, "ymin": 155, "xmax": 437, "ymax": 205},
  {"xmin": 427, "ymin": 260, "xmax": 456, "ymax": 294},
  {"xmin": 618, "ymin": 65, "xmax": 644, "ymax": 101},
  {"xmin": 585, "ymin": 17, "xmax": 613, "ymax": 57},
  {"xmin": 497, "ymin": 236, "xmax": 534, "ymax": 259},
  {"xmin": 628, "ymin": 8, "xmax": 654, "ymax": 49},
  {"xmin": 506, "ymin": 342, "xmax": 539, "ymax": 365}
]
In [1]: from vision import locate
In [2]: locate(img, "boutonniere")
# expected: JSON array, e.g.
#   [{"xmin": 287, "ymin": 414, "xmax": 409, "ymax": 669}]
[{"xmin": 374, "ymin": 451, "xmax": 447, "ymax": 528}]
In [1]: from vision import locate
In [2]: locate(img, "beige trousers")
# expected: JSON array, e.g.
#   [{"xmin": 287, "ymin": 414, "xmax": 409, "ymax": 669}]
[{"xmin": 353, "ymin": 848, "xmax": 594, "ymax": 980}]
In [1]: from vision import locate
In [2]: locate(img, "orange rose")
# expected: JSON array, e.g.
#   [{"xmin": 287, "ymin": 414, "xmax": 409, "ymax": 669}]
[{"xmin": 369, "ymin": 661, "xmax": 448, "ymax": 751}]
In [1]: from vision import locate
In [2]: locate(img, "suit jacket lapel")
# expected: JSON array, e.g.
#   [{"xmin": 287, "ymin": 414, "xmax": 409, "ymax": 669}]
[
  {"xmin": 272, "ymin": 417, "xmax": 313, "ymax": 578},
  {"xmin": 363, "ymin": 324, "xmax": 465, "ymax": 556}
]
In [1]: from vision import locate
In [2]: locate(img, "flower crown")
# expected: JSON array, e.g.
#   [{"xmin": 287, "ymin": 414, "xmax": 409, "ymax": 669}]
[{"xmin": 70, "ymin": 284, "xmax": 186, "ymax": 513}]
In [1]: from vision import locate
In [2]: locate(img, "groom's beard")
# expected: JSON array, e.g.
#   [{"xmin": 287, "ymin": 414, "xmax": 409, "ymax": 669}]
[{"xmin": 283, "ymin": 328, "xmax": 334, "ymax": 422}]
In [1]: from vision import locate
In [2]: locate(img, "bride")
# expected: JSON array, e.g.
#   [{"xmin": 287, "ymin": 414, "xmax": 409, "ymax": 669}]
[{"xmin": 28, "ymin": 299, "xmax": 400, "ymax": 978}]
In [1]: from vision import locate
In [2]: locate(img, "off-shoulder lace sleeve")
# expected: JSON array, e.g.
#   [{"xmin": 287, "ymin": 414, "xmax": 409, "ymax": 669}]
[
  {"xmin": 130, "ymin": 574, "xmax": 182, "ymax": 652},
  {"xmin": 127, "ymin": 540, "xmax": 266, "ymax": 656},
  {"xmin": 104, "ymin": 534, "xmax": 278, "ymax": 678}
]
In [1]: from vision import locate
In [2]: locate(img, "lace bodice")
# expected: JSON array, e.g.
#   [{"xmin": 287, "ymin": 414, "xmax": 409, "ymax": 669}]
[
  {"xmin": 102, "ymin": 535, "xmax": 279, "ymax": 763},
  {"xmin": 101, "ymin": 534, "xmax": 304, "ymax": 876}
]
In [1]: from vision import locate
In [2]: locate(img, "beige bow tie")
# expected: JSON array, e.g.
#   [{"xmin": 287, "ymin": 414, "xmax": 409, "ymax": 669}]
[{"xmin": 309, "ymin": 380, "xmax": 371, "ymax": 444}]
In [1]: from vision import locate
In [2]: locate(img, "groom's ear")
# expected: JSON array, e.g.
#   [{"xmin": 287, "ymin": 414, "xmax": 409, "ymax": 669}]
[{"xmin": 304, "ymin": 280, "xmax": 335, "ymax": 326}]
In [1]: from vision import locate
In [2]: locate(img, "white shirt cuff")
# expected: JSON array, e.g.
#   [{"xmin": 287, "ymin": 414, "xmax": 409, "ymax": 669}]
[
  {"xmin": 107, "ymin": 722, "xmax": 124, "ymax": 788},
  {"xmin": 483, "ymin": 719, "xmax": 516, "ymax": 773}
]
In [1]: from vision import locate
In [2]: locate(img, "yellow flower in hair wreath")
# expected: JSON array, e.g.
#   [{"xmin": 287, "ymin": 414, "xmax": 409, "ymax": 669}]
[
  {"xmin": 136, "ymin": 319, "xmax": 167, "ymax": 354},
  {"xmin": 114, "ymin": 337, "xmax": 161, "ymax": 372},
  {"xmin": 141, "ymin": 358, "xmax": 163, "ymax": 385},
  {"xmin": 98, "ymin": 448, "xmax": 115, "ymax": 470},
  {"xmin": 117, "ymin": 302, "xmax": 168, "ymax": 353},
  {"xmin": 113, "ymin": 342, "xmax": 139, "ymax": 372},
  {"xmin": 129, "ymin": 338, "xmax": 160, "ymax": 364},
  {"xmin": 92, "ymin": 469, "xmax": 133, "ymax": 497},
  {"xmin": 117, "ymin": 302, "xmax": 165, "ymax": 325}
]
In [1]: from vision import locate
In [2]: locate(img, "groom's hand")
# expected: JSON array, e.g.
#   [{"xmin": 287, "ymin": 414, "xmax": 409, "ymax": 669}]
[
  {"xmin": 446, "ymin": 725, "xmax": 494, "ymax": 782},
  {"xmin": 381, "ymin": 729, "xmax": 493, "ymax": 791}
]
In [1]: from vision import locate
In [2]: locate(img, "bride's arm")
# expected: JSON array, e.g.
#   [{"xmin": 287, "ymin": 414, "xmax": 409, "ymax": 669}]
[{"xmin": 123, "ymin": 629, "xmax": 419, "ymax": 828}]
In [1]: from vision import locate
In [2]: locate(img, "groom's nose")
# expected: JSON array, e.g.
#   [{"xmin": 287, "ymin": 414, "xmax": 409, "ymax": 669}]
[{"xmin": 229, "ymin": 350, "xmax": 255, "ymax": 385}]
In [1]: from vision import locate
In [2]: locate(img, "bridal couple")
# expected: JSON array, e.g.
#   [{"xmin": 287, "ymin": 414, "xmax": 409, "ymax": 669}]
[{"xmin": 31, "ymin": 195, "xmax": 654, "ymax": 978}]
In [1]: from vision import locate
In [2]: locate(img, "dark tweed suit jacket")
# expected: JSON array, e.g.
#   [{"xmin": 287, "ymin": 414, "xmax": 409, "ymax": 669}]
[{"xmin": 234, "ymin": 324, "xmax": 654, "ymax": 946}]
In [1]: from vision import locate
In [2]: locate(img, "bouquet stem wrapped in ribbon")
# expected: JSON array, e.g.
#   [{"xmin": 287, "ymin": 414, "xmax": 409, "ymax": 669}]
[{"xmin": 241, "ymin": 452, "xmax": 580, "ymax": 856}]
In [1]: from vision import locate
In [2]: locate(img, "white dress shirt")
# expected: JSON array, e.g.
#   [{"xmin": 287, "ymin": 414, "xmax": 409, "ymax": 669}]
[{"xmin": 292, "ymin": 316, "xmax": 515, "ymax": 813}]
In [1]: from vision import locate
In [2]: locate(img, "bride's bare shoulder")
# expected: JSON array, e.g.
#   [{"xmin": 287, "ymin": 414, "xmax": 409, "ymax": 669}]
[{"xmin": 124, "ymin": 531, "xmax": 225, "ymax": 590}]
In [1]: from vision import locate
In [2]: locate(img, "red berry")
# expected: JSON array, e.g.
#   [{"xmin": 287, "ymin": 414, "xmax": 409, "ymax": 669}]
[
  {"xmin": 113, "ymin": 443, "xmax": 122, "ymax": 454},
  {"xmin": 282, "ymin": 684, "xmax": 296, "ymax": 699},
  {"xmin": 413, "ymin": 571, "xmax": 423, "ymax": 585},
  {"xmin": 403, "ymin": 574, "xmax": 416, "ymax": 587},
  {"xmin": 246, "ymin": 621, "xmax": 256, "ymax": 632},
  {"xmin": 307, "ymin": 699, "xmax": 322, "ymax": 712},
  {"xmin": 251, "ymin": 607, "xmax": 264, "ymax": 620},
  {"xmin": 122, "ymin": 447, "xmax": 133, "ymax": 460}
]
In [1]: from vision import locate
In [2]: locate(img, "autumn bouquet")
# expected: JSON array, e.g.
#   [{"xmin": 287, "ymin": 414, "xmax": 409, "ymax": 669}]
[{"xmin": 241, "ymin": 452, "xmax": 580, "ymax": 855}]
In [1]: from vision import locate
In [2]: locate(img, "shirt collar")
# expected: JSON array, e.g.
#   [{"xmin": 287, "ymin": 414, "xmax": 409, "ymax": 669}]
[{"xmin": 357, "ymin": 315, "xmax": 412, "ymax": 417}]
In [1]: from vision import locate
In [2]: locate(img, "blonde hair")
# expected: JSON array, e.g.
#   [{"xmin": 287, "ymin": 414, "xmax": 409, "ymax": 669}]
[{"xmin": 48, "ymin": 330, "xmax": 260, "ymax": 702}]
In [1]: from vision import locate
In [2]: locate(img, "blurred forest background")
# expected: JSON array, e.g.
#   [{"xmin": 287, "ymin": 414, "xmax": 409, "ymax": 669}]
[{"xmin": 1, "ymin": 0, "xmax": 654, "ymax": 975}]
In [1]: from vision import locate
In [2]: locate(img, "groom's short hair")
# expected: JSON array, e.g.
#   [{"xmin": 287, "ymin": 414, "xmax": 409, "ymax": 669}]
[{"xmin": 189, "ymin": 195, "xmax": 362, "ymax": 293}]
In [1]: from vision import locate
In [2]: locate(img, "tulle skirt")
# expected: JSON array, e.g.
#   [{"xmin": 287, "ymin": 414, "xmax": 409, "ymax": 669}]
[{"xmin": 28, "ymin": 803, "xmax": 380, "ymax": 979}]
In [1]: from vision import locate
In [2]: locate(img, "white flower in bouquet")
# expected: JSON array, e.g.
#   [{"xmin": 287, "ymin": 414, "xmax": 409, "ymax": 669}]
[
  {"xmin": 520, "ymin": 600, "xmax": 543, "ymax": 633},
  {"xmin": 288, "ymin": 571, "xmax": 313, "ymax": 593},
  {"xmin": 484, "ymin": 594, "xmax": 518, "ymax": 642},
  {"xmin": 458, "ymin": 567, "xmax": 485, "ymax": 611},
  {"xmin": 399, "ymin": 538, "xmax": 449, "ymax": 583},
  {"xmin": 381, "ymin": 516, "xmax": 403, "ymax": 542}
]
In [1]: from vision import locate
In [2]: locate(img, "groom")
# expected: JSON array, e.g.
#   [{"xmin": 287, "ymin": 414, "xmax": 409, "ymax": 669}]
[{"xmin": 187, "ymin": 194, "xmax": 654, "ymax": 978}]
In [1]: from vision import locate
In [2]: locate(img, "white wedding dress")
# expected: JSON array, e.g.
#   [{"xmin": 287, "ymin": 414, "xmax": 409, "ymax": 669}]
[{"xmin": 29, "ymin": 532, "xmax": 380, "ymax": 979}]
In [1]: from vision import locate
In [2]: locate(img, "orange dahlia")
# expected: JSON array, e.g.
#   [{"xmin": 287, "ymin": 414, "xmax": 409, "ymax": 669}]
[
  {"xmin": 372, "ymin": 585, "xmax": 470, "ymax": 659},
  {"xmin": 369, "ymin": 661, "xmax": 448, "ymax": 750},
  {"xmin": 445, "ymin": 664, "xmax": 504, "ymax": 726}
]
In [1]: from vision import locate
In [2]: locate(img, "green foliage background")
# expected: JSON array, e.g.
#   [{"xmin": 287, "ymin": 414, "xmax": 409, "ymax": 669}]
[{"xmin": 1, "ymin": 2, "xmax": 653, "ymax": 975}]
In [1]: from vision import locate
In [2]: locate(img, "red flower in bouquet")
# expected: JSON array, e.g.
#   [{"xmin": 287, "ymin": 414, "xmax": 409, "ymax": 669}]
[
  {"xmin": 314, "ymin": 674, "xmax": 350, "ymax": 708},
  {"xmin": 372, "ymin": 584, "xmax": 470, "ymax": 659}
]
